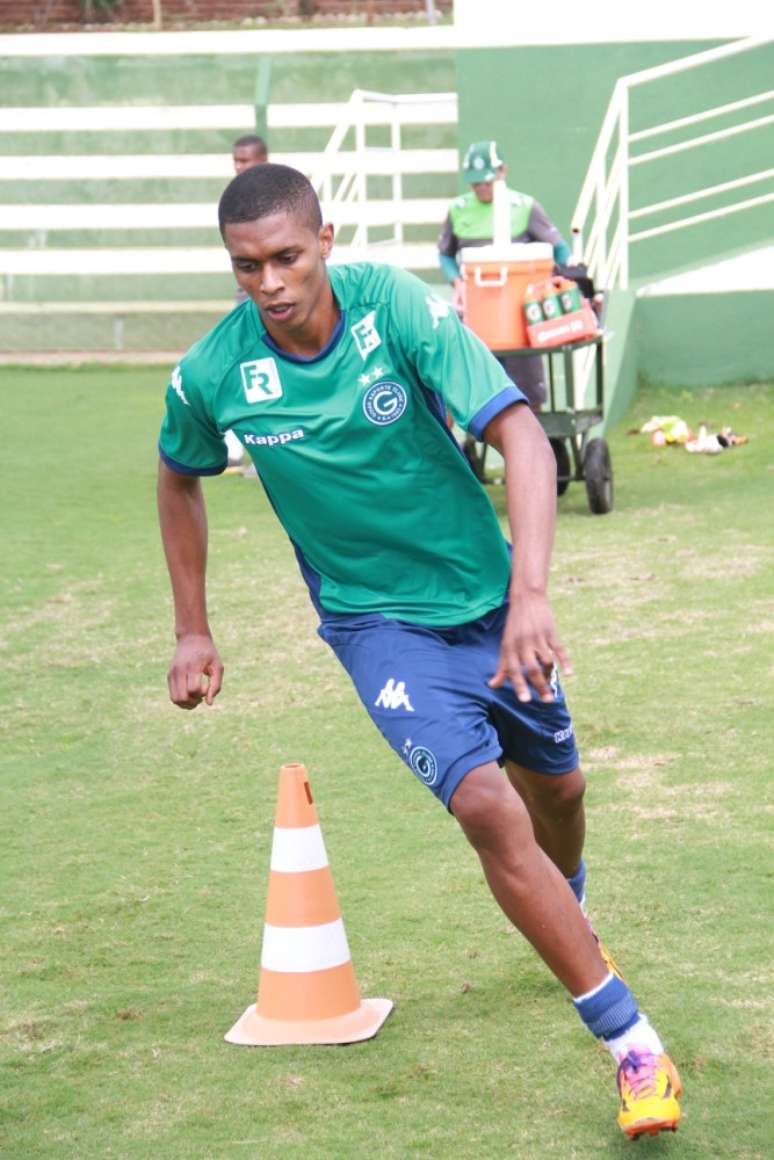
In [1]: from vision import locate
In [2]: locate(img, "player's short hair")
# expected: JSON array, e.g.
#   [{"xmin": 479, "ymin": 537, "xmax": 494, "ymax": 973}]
[
  {"xmin": 232, "ymin": 133, "xmax": 268, "ymax": 156},
  {"xmin": 218, "ymin": 163, "xmax": 323, "ymax": 236}
]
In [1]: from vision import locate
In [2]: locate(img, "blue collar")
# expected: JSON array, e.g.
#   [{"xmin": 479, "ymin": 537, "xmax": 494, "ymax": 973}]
[{"xmin": 260, "ymin": 309, "xmax": 346, "ymax": 364}]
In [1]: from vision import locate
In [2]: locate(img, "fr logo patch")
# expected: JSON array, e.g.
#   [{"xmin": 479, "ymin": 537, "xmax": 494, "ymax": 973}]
[
  {"xmin": 240, "ymin": 358, "xmax": 282, "ymax": 404},
  {"xmin": 351, "ymin": 310, "xmax": 382, "ymax": 360}
]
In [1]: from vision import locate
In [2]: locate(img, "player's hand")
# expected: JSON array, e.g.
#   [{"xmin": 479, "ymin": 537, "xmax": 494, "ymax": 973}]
[
  {"xmin": 167, "ymin": 633, "xmax": 224, "ymax": 710},
  {"xmin": 488, "ymin": 591, "xmax": 572, "ymax": 703}
]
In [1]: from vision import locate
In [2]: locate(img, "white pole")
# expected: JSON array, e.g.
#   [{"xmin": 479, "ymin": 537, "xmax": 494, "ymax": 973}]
[
  {"xmin": 391, "ymin": 103, "xmax": 403, "ymax": 246},
  {"xmin": 492, "ymin": 176, "xmax": 510, "ymax": 248},
  {"xmin": 619, "ymin": 87, "xmax": 629, "ymax": 291}
]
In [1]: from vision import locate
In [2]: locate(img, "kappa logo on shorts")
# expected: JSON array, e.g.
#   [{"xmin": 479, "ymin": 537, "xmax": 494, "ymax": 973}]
[
  {"xmin": 240, "ymin": 358, "xmax": 282, "ymax": 404},
  {"xmin": 374, "ymin": 678, "xmax": 414, "ymax": 712},
  {"xmin": 553, "ymin": 724, "xmax": 574, "ymax": 744},
  {"xmin": 362, "ymin": 381, "xmax": 408, "ymax": 426},
  {"xmin": 408, "ymin": 745, "xmax": 438, "ymax": 786}
]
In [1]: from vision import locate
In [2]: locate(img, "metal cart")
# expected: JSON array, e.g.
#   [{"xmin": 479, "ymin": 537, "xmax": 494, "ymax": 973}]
[{"xmin": 464, "ymin": 315, "xmax": 614, "ymax": 515}]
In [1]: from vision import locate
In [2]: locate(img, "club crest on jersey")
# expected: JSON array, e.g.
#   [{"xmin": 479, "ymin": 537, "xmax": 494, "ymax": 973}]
[
  {"xmin": 240, "ymin": 358, "xmax": 282, "ymax": 404},
  {"xmin": 351, "ymin": 310, "xmax": 382, "ymax": 360},
  {"xmin": 362, "ymin": 380, "xmax": 407, "ymax": 426}
]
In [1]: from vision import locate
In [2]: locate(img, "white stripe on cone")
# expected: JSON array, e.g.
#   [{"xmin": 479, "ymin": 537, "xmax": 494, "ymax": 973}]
[
  {"xmin": 261, "ymin": 918, "xmax": 351, "ymax": 973},
  {"xmin": 270, "ymin": 824, "xmax": 329, "ymax": 873}
]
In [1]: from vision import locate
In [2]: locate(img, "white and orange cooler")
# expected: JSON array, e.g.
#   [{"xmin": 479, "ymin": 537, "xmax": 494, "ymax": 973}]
[{"xmin": 460, "ymin": 242, "xmax": 554, "ymax": 351}]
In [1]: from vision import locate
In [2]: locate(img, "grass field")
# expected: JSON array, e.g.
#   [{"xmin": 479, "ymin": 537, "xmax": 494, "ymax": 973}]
[{"xmin": 1, "ymin": 367, "xmax": 772, "ymax": 1158}]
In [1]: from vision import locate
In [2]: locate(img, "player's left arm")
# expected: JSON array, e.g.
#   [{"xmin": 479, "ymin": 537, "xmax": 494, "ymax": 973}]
[{"xmin": 483, "ymin": 403, "xmax": 572, "ymax": 703}]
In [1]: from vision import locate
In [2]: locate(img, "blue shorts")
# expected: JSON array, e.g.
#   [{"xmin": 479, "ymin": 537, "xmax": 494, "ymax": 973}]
[{"xmin": 318, "ymin": 602, "xmax": 579, "ymax": 810}]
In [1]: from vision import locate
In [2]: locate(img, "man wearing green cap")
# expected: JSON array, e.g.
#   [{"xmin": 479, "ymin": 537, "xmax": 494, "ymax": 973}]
[{"xmin": 438, "ymin": 140, "xmax": 571, "ymax": 408}]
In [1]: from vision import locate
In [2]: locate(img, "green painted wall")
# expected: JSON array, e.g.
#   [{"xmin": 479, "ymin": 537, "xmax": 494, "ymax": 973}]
[
  {"xmin": 635, "ymin": 292, "xmax": 774, "ymax": 388},
  {"xmin": 0, "ymin": 306, "xmax": 230, "ymax": 353},
  {"xmin": 456, "ymin": 40, "xmax": 774, "ymax": 283},
  {"xmin": 600, "ymin": 289, "xmax": 637, "ymax": 431},
  {"xmin": 0, "ymin": 49, "xmax": 454, "ymax": 116}
]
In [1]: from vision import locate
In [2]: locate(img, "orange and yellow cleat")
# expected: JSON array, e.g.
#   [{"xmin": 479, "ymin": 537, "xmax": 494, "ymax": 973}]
[{"xmin": 616, "ymin": 1048, "xmax": 682, "ymax": 1140}]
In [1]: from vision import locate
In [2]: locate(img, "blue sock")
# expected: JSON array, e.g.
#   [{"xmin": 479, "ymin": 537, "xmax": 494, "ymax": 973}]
[
  {"xmin": 573, "ymin": 973, "xmax": 639, "ymax": 1041},
  {"xmin": 566, "ymin": 858, "xmax": 586, "ymax": 906}
]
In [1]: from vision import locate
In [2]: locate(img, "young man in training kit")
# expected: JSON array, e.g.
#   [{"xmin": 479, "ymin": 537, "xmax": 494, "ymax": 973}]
[{"xmin": 157, "ymin": 163, "xmax": 682, "ymax": 1140}]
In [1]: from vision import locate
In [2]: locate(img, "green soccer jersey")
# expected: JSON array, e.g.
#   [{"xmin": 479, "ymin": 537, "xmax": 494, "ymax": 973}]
[{"xmin": 158, "ymin": 262, "xmax": 526, "ymax": 626}]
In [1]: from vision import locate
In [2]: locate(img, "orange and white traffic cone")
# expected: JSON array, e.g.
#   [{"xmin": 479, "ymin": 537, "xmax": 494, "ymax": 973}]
[{"xmin": 225, "ymin": 762, "xmax": 393, "ymax": 1046}]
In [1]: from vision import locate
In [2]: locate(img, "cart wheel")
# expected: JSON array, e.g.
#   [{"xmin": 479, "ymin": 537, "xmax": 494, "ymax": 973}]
[
  {"xmin": 584, "ymin": 438, "xmax": 613, "ymax": 514},
  {"xmin": 550, "ymin": 438, "xmax": 571, "ymax": 496}
]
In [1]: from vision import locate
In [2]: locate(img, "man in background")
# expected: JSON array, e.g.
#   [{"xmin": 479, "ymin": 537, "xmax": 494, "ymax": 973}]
[
  {"xmin": 232, "ymin": 133, "xmax": 268, "ymax": 174},
  {"xmin": 438, "ymin": 140, "xmax": 570, "ymax": 410}
]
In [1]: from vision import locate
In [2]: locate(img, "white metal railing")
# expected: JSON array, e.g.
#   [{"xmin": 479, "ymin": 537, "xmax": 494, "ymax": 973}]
[
  {"xmin": 310, "ymin": 89, "xmax": 457, "ymax": 249},
  {"xmin": 4, "ymin": 198, "xmax": 451, "ymax": 235},
  {"xmin": 0, "ymin": 99, "xmax": 455, "ymax": 134},
  {"xmin": 0, "ymin": 93, "xmax": 458, "ymax": 297},
  {"xmin": 571, "ymin": 36, "xmax": 774, "ymax": 293}
]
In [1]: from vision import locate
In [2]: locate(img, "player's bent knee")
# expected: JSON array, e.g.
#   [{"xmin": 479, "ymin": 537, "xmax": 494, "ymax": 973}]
[
  {"xmin": 547, "ymin": 767, "xmax": 586, "ymax": 809},
  {"xmin": 517, "ymin": 765, "xmax": 586, "ymax": 813},
  {"xmin": 451, "ymin": 765, "xmax": 532, "ymax": 846}
]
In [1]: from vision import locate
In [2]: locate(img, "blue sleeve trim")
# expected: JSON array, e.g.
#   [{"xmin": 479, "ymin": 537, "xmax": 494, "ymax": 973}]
[
  {"xmin": 468, "ymin": 386, "xmax": 527, "ymax": 440},
  {"xmin": 158, "ymin": 445, "xmax": 227, "ymax": 477}
]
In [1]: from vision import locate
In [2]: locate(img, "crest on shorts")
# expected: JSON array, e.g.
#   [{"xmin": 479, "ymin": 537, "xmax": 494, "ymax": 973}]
[{"xmin": 409, "ymin": 746, "xmax": 438, "ymax": 786}]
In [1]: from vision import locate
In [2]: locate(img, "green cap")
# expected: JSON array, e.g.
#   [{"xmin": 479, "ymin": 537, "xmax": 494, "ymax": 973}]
[{"xmin": 462, "ymin": 140, "xmax": 504, "ymax": 184}]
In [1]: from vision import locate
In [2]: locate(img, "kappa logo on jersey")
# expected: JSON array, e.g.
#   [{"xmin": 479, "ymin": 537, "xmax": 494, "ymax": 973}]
[
  {"xmin": 362, "ymin": 380, "xmax": 407, "ymax": 426},
  {"xmin": 374, "ymin": 678, "xmax": 414, "ymax": 712},
  {"xmin": 170, "ymin": 365, "xmax": 189, "ymax": 406},
  {"xmin": 240, "ymin": 358, "xmax": 282, "ymax": 404},
  {"xmin": 244, "ymin": 428, "xmax": 305, "ymax": 448},
  {"xmin": 351, "ymin": 310, "xmax": 382, "ymax": 360},
  {"xmin": 408, "ymin": 745, "xmax": 438, "ymax": 786},
  {"xmin": 426, "ymin": 294, "xmax": 452, "ymax": 330}
]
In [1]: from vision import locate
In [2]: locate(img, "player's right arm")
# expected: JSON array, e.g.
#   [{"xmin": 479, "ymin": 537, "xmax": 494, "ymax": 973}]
[
  {"xmin": 157, "ymin": 358, "xmax": 228, "ymax": 710},
  {"xmin": 157, "ymin": 461, "xmax": 224, "ymax": 710}
]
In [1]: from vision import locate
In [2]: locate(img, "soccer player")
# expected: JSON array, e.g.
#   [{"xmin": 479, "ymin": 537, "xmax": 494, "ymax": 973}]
[{"xmin": 157, "ymin": 163, "xmax": 682, "ymax": 1140}]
